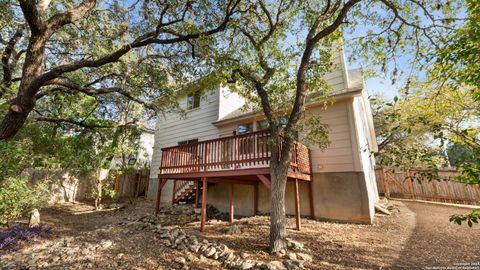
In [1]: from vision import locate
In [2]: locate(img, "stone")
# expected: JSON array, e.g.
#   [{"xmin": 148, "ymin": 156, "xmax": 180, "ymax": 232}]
[
  {"xmin": 199, "ymin": 244, "xmax": 208, "ymax": 253},
  {"xmin": 174, "ymin": 257, "xmax": 186, "ymax": 264},
  {"xmin": 223, "ymin": 251, "xmax": 235, "ymax": 262},
  {"xmin": 189, "ymin": 244, "xmax": 200, "ymax": 253},
  {"xmin": 379, "ymin": 197, "xmax": 388, "ymax": 205},
  {"xmin": 159, "ymin": 231, "xmax": 170, "ymax": 239},
  {"xmin": 266, "ymin": 261, "xmax": 287, "ymax": 270},
  {"xmin": 227, "ymin": 224, "xmax": 241, "ymax": 234},
  {"xmin": 286, "ymin": 238, "xmax": 304, "ymax": 250},
  {"xmin": 204, "ymin": 247, "xmax": 217, "ymax": 257},
  {"xmin": 185, "ymin": 253, "xmax": 195, "ymax": 262},
  {"xmin": 100, "ymin": 240, "xmax": 113, "ymax": 249},
  {"xmin": 176, "ymin": 243, "xmax": 187, "ymax": 251},
  {"xmin": 240, "ymin": 251, "xmax": 249, "ymax": 259},
  {"xmin": 287, "ymin": 252, "xmax": 297, "ymax": 261},
  {"xmin": 375, "ymin": 202, "xmax": 391, "ymax": 215},
  {"xmin": 161, "ymin": 239, "xmax": 171, "ymax": 247},
  {"xmin": 29, "ymin": 209, "xmax": 40, "ymax": 228},
  {"xmin": 282, "ymin": 260, "xmax": 302, "ymax": 270},
  {"xmin": 241, "ymin": 259, "xmax": 256, "ymax": 269},
  {"xmin": 295, "ymin": 253, "xmax": 312, "ymax": 262}
]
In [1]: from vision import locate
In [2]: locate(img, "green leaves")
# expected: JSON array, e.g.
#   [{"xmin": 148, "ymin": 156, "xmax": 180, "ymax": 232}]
[
  {"xmin": 0, "ymin": 176, "xmax": 49, "ymax": 225},
  {"xmin": 450, "ymin": 209, "xmax": 480, "ymax": 227}
]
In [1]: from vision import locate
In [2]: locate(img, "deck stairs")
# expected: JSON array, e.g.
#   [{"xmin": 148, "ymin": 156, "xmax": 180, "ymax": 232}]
[{"xmin": 173, "ymin": 180, "xmax": 199, "ymax": 204}]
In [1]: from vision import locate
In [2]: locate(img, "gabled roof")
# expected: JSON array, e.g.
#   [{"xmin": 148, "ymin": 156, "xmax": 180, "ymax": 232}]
[{"xmin": 214, "ymin": 69, "xmax": 365, "ymax": 124}]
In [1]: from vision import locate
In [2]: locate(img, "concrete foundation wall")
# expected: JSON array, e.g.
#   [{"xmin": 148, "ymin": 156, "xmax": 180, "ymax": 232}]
[{"xmin": 205, "ymin": 172, "xmax": 373, "ymax": 224}]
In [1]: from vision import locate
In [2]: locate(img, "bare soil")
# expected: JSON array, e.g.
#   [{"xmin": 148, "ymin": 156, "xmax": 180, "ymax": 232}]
[{"xmin": 1, "ymin": 199, "xmax": 479, "ymax": 269}]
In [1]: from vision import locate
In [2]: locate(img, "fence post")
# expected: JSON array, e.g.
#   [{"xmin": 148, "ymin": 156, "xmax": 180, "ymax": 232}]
[
  {"xmin": 476, "ymin": 185, "xmax": 480, "ymax": 203},
  {"xmin": 407, "ymin": 170, "xmax": 416, "ymax": 200},
  {"xmin": 381, "ymin": 167, "xmax": 390, "ymax": 199}
]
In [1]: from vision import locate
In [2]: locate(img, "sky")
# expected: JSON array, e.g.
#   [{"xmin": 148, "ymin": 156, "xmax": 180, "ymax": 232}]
[{"xmin": 347, "ymin": 61, "xmax": 399, "ymax": 100}]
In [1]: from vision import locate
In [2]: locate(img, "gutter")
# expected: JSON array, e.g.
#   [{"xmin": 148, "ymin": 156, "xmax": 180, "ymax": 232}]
[{"xmin": 212, "ymin": 86, "xmax": 363, "ymax": 127}]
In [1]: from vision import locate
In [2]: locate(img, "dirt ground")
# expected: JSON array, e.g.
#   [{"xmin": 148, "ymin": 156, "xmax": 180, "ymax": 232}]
[{"xmin": 1, "ymin": 199, "xmax": 479, "ymax": 269}]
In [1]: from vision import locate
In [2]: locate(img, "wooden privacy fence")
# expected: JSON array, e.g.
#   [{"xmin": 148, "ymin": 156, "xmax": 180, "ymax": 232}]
[
  {"xmin": 115, "ymin": 168, "xmax": 150, "ymax": 197},
  {"xmin": 375, "ymin": 167, "xmax": 480, "ymax": 205}
]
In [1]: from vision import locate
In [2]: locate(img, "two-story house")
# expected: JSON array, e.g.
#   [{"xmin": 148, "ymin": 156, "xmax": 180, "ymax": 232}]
[{"xmin": 148, "ymin": 49, "xmax": 379, "ymax": 229}]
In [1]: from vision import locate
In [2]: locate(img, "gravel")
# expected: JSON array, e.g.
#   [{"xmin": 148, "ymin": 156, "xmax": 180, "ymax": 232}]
[{"xmin": 0, "ymin": 199, "xmax": 478, "ymax": 269}]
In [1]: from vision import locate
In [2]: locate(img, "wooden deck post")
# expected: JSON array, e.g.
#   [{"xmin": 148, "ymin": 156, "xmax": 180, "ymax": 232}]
[
  {"xmin": 253, "ymin": 182, "xmax": 258, "ymax": 215},
  {"xmin": 200, "ymin": 177, "xmax": 208, "ymax": 232},
  {"xmin": 294, "ymin": 179, "xmax": 301, "ymax": 231},
  {"xmin": 195, "ymin": 180, "xmax": 200, "ymax": 208},
  {"xmin": 171, "ymin": 180, "xmax": 177, "ymax": 205},
  {"xmin": 229, "ymin": 184, "xmax": 234, "ymax": 223},
  {"xmin": 308, "ymin": 180, "xmax": 315, "ymax": 219},
  {"xmin": 155, "ymin": 178, "xmax": 167, "ymax": 215}
]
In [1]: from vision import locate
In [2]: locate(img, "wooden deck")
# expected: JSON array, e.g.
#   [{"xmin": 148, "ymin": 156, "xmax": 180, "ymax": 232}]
[
  {"xmin": 155, "ymin": 130, "xmax": 314, "ymax": 231},
  {"xmin": 158, "ymin": 130, "xmax": 312, "ymax": 180}
]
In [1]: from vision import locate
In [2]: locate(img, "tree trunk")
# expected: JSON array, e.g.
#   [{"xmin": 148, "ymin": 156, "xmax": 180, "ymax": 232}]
[
  {"xmin": 269, "ymin": 162, "xmax": 289, "ymax": 253},
  {"xmin": 269, "ymin": 131, "xmax": 293, "ymax": 253},
  {"xmin": 0, "ymin": 35, "xmax": 47, "ymax": 140},
  {"xmin": 0, "ymin": 110, "xmax": 30, "ymax": 139}
]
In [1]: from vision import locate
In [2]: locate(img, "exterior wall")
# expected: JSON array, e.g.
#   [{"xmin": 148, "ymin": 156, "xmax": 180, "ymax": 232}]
[
  {"xmin": 215, "ymin": 99, "xmax": 357, "ymax": 173},
  {"xmin": 304, "ymin": 99, "xmax": 357, "ymax": 173},
  {"xmin": 207, "ymin": 172, "xmax": 372, "ymax": 224},
  {"xmin": 323, "ymin": 51, "xmax": 348, "ymax": 92},
  {"xmin": 218, "ymin": 86, "xmax": 245, "ymax": 120},
  {"xmin": 207, "ymin": 181, "xmax": 311, "ymax": 217},
  {"xmin": 146, "ymin": 45, "xmax": 378, "ymax": 223},
  {"xmin": 206, "ymin": 97, "xmax": 377, "ymax": 223},
  {"xmin": 349, "ymin": 92, "xmax": 380, "ymax": 219},
  {"xmin": 148, "ymin": 88, "xmax": 221, "ymax": 201}
]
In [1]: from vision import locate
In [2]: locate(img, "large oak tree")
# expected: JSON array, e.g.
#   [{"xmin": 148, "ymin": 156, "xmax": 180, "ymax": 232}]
[
  {"xmin": 0, "ymin": 0, "xmax": 241, "ymax": 139},
  {"xmin": 216, "ymin": 0, "xmax": 461, "ymax": 252}
]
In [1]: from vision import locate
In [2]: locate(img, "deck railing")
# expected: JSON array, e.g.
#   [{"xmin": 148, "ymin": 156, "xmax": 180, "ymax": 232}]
[{"xmin": 160, "ymin": 130, "xmax": 311, "ymax": 175}]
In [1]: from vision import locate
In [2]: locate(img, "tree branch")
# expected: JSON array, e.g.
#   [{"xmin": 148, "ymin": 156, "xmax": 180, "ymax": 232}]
[
  {"xmin": 19, "ymin": 0, "xmax": 43, "ymax": 35},
  {"xmin": 36, "ymin": 78, "xmax": 158, "ymax": 111},
  {"xmin": 29, "ymin": 0, "xmax": 241, "ymax": 94},
  {"xmin": 1, "ymin": 25, "xmax": 24, "ymax": 98}
]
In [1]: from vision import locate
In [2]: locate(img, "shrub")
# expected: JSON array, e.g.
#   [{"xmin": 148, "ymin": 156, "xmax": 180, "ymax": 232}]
[
  {"xmin": 0, "ymin": 177, "xmax": 50, "ymax": 226},
  {"xmin": 0, "ymin": 224, "xmax": 52, "ymax": 251}
]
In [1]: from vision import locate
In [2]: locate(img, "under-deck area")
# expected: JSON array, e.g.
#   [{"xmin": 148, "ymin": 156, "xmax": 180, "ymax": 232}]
[{"xmin": 155, "ymin": 130, "xmax": 314, "ymax": 231}]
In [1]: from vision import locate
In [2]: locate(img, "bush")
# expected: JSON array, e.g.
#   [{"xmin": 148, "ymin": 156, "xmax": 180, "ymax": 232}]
[
  {"xmin": 0, "ymin": 177, "xmax": 49, "ymax": 226},
  {"xmin": 0, "ymin": 224, "xmax": 52, "ymax": 251}
]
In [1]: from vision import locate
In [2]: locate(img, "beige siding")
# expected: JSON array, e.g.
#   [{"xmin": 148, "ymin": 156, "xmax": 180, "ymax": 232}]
[
  {"xmin": 218, "ymin": 86, "xmax": 245, "ymax": 119},
  {"xmin": 305, "ymin": 99, "xmax": 356, "ymax": 173},
  {"xmin": 322, "ymin": 51, "xmax": 348, "ymax": 92},
  {"xmin": 150, "ymin": 88, "xmax": 221, "ymax": 179},
  {"xmin": 214, "ymin": 99, "xmax": 357, "ymax": 173},
  {"xmin": 351, "ymin": 94, "xmax": 379, "ymax": 202}
]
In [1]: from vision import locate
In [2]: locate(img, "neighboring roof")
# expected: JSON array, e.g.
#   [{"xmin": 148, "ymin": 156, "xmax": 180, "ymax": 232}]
[{"xmin": 215, "ymin": 69, "xmax": 365, "ymax": 124}]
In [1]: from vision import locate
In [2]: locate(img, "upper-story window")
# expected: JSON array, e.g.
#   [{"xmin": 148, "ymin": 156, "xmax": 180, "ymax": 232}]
[
  {"xmin": 278, "ymin": 116, "xmax": 289, "ymax": 126},
  {"xmin": 178, "ymin": 139, "xmax": 198, "ymax": 145},
  {"xmin": 187, "ymin": 92, "xmax": 201, "ymax": 110},
  {"xmin": 257, "ymin": 120, "xmax": 269, "ymax": 130},
  {"xmin": 237, "ymin": 123, "xmax": 252, "ymax": 134}
]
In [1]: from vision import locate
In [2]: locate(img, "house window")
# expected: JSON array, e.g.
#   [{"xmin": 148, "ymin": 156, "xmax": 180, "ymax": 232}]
[
  {"xmin": 278, "ymin": 116, "xmax": 289, "ymax": 126},
  {"xmin": 237, "ymin": 123, "xmax": 252, "ymax": 134},
  {"xmin": 187, "ymin": 92, "xmax": 201, "ymax": 110},
  {"xmin": 178, "ymin": 139, "xmax": 198, "ymax": 145},
  {"xmin": 257, "ymin": 120, "xmax": 269, "ymax": 130}
]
